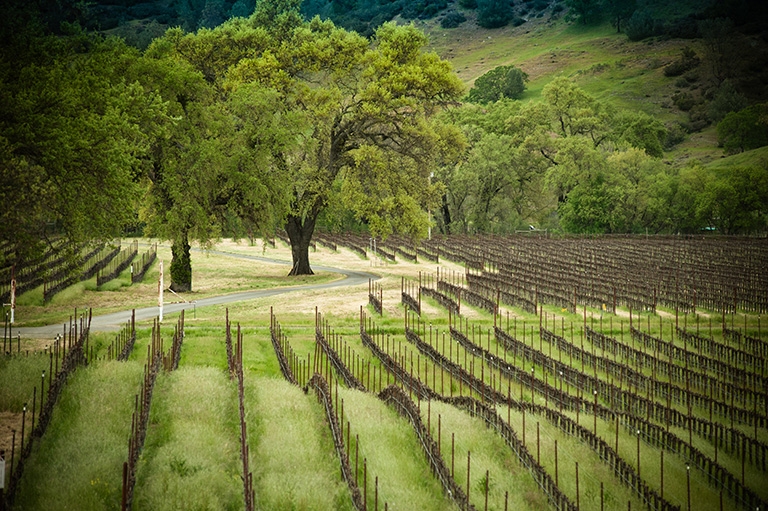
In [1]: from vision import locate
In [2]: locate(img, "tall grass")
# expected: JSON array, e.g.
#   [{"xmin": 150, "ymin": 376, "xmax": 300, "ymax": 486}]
[
  {"xmin": 134, "ymin": 366, "xmax": 243, "ymax": 510},
  {"xmin": 246, "ymin": 376, "xmax": 354, "ymax": 511},
  {"xmin": 133, "ymin": 366, "xmax": 243, "ymax": 511},
  {"xmin": 0, "ymin": 353, "xmax": 49, "ymax": 412},
  {"xmin": 338, "ymin": 387, "xmax": 459, "ymax": 511},
  {"xmin": 11, "ymin": 360, "xmax": 144, "ymax": 510},
  {"xmin": 427, "ymin": 399, "xmax": 547, "ymax": 511}
]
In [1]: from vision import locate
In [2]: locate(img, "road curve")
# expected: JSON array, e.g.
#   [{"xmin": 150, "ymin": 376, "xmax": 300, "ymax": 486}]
[{"xmin": 14, "ymin": 250, "xmax": 379, "ymax": 337}]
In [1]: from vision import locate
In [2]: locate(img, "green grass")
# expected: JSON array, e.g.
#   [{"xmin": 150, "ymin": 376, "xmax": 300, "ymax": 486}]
[
  {"xmin": 12, "ymin": 360, "xmax": 144, "ymax": 510},
  {"xmin": 338, "ymin": 387, "xmax": 460, "ymax": 511},
  {"xmin": 245, "ymin": 376, "xmax": 354, "ymax": 511},
  {"xmin": 427, "ymin": 399, "xmax": 547, "ymax": 511},
  {"xmin": 0, "ymin": 353, "xmax": 49, "ymax": 412},
  {"xmin": 133, "ymin": 366, "xmax": 243, "ymax": 511},
  {"xmin": 704, "ymin": 145, "xmax": 768, "ymax": 170}
]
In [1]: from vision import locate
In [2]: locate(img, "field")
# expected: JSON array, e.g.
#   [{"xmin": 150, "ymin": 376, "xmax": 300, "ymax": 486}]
[{"xmin": 1, "ymin": 234, "xmax": 767, "ymax": 511}]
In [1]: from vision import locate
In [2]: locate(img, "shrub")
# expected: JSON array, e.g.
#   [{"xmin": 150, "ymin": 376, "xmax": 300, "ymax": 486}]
[
  {"xmin": 666, "ymin": 14, "xmax": 698, "ymax": 39},
  {"xmin": 664, "ymin": 122, "xmax": 687, "ymax": 149},
  {"xmin": 663, "ymin": 46, "xmax": 699, "ymax": 77},
  {"xmin": 625, "ymin": 9, "xmax": 663, "ymax": 41},
  {"xmin": 441, "ymin": 11, "xmax": 467, "ymax": 27},
  {"xmin": 672, "ymin": 92, "xmax": 695, "ymax": 112},
  {"xmin": 477, "ymin": 0, "xmax": 513, "ymax": 28},
  {"xmin": 467, "ymin": 64, "xmax": 528, "ymax": 103},
  {"xmin": 717, "ymin": 104, "xmax": 768, "ymax": 154},
  {"xmin": 708, "ymin": 79, "xmax": 748, "ymax": 122}
]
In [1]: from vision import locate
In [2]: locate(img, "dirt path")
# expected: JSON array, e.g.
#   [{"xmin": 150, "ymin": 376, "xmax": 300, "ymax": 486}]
[{"xmin": 13, "ymin": 250, "xmax": 379, "ymax": 337}]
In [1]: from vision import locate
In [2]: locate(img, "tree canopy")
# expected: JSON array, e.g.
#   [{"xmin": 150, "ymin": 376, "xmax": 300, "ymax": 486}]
[
  {"xmin": 2, "ymin": 4, "xmax": 767, "ymax": 283},
  {"xmin": 467, "ymin": 65, "xmax": 528, "ymax": 104}
]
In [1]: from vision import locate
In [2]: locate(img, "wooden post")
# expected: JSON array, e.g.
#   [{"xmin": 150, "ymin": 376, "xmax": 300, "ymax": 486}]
[
  {"xmin": 636, "ymin": 429, "xmax": 641, "ymax": 479},
  {"xmin": 575, "ymin": 461, "xmax": 580, "ymax": 510},
  {"xmin": 451, "ymin": 433, "xmax": 455, "ymax": 478},
  {"xmin": 660, "ymin": 450, "xmax": 664, "ymax": 502},
  {"xmin": 466, "ymin": 451, "xmax": 471, "ymax": 509},
  {"xmin": 600, "ymin": 482, "xmax": 604, "ymax": 511}
]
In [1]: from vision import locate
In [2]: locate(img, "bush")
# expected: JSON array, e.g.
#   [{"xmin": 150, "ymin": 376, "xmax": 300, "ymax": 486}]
[
  {"xmin": 666, "ymin": 15, "xmax": 699, "ymax": 39},
  {"xmin": 687, "ymin": 105, "xmax": 711, "ymax": 132},
  {"xmin": 459, "ymin": 0, "xmax": 477, "ymax": 8},
  {"xmin": 441, "ymin": 11, "xmax": 466, "ymax": 27},
  {"xmin": 664, "ymin": 122, "xmax": 687, "ymax": 149},
  {"xmin": 625, "ymin": 9, "xmax": 657, "ymax": 41},
  {"xmin": 717, "ymin": 104, "xmax": 768, "ymax": 154},
  {"xmin": 467, "ymin": 64, "xmax": 528, "ymax": 103},
  {"xmin": 708, "ymin": 79, "xmax": 748, "ymax": 122},
  {"xmin": 663, "ymin": 46, "xmax": 699, "ymax": 77},
  {"xmin": 672, "ymin": 92, "xmax": 695, "ymax": 111},
  {"xmin": 477, "ymin": 0, "xmax": 512, "ymax": 28}
]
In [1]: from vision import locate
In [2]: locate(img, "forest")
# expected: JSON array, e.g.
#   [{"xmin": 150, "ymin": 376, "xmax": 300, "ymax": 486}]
[{"xmin": 1, "ymin": 0, "xmax": 767, "ymax": 289}]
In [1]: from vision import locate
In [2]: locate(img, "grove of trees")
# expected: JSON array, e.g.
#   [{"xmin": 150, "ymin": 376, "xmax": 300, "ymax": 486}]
[{"xmin": 1, "ymin": 0, "xmax": 767, "ymax": 290}]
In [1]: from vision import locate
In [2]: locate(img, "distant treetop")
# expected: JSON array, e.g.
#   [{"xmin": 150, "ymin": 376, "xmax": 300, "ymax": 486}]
[{"xmin": 467, "ymin": 65, "xmax": 529, "ymax": 104}]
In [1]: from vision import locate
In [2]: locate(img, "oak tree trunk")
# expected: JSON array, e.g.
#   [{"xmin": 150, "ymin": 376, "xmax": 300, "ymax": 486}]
[
  {"xmin": 285, "ymin": 213, "xmax": 317, "ymax": 276},
  {"xmin": 170, "ymin": 234, "xmax": 192, "ymax": 292}
]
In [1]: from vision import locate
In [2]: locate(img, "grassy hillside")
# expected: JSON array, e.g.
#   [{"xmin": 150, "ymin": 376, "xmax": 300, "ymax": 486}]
[
  {"xmin": 420, "ymin": 14, "xmax": 726, "ymax": 164},
  {"xmin": 704, "ymin": 145, "xmax": 768, "ymax": 170}
]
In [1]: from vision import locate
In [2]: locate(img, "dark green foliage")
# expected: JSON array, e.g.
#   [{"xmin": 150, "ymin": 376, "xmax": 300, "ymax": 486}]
[
  {"xmin": 441, "ymin": 12, "xmax": 467, "ymax": 28},
  {"xmin": 303, "ymin": 0, "xmax": 449, "ymax": 35},
  {"xmin": 717, "ymin": 104, "xmax": 768, "ymax": 154},
  {"xmin": 699, "ymin": 17, "xmax": 746, "ymax": 84},
  {"xmin": 477, "ymin": 0, "xmax": 513, "ymax": 28},
  {"xmin": 230, "ymin": 0, "xmax": 256, "ymax": 17},
  {"xmin": 402, "ymin": 0, "xmax": 449, "ymax": 19},
  {"xmin": 665, "ymin": 15, "xmax": 699, "ymax": 39},
  {"xmin": 664, "ymin": 122, "xmax": 687, "ymax": 149},
  {"xmin": 708, "ymin": 79, "xmax": 748, "ymax": 122},
  {"xmin": 564, "ymin": 0, "xmax": 602, "ymax": 25},
  {"xmin": 672, "ymin": 92, "xmax": 695, "ymax": 112},
  {"xmin": 685, "ymin": 110, "xmax": 710, "ymax": 133},
  {"xmin": 467, "ymin": 65, "xmax": 528, "ymax": 103},
  {"xmin": 625, "ymin": 9, "xmax": 663, "ymax": 41},
  {"xmin": 458, "ymin": 0, "xmax": 478, "ymax": 8},
  {"xmin": 604, "ymin": 0, "xmax": 636, "ymax": 32},
  {"xmin": 663, "ymin": 47, "xmax": 699, "ymax": 77}
]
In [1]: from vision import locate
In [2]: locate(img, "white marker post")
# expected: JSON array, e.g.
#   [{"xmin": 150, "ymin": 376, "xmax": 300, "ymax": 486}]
[
  {"xmin": 10, "ymin": 264, "xmax": 16, "ymax": 325},
  {"xmin": 158, "ymin": 260, "xmax": 164, "ymax": 323},
  {"xmin": 0, "ymin": 452, "xmax": 5, "ymax": 490}
]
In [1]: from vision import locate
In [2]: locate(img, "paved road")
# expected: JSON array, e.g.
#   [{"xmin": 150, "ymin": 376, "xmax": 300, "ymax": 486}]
[{"xmin": 13, "ymin": 250, "xmax": 379, "ymax": 337}]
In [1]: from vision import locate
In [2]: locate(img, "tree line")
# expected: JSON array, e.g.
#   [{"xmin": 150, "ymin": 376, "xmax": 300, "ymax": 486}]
[
  {"xmin": 1, "ymin": 0, "xmax": 766, "ymax": 292},
  {"xmin": 441, "ymin": 73, "xmax": 768, "ymax": 235}
]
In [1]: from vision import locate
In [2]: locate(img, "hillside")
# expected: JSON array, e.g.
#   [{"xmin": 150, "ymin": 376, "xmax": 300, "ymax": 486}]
[{"xmin": 416, "ymin": 12, "xmax": 766, "ymax": 167}]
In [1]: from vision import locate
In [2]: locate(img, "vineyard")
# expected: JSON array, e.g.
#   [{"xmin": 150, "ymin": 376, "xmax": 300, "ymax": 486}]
[{"xmin": 0, "ymin": 234, "xmax": 766, "ymax": 511}]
